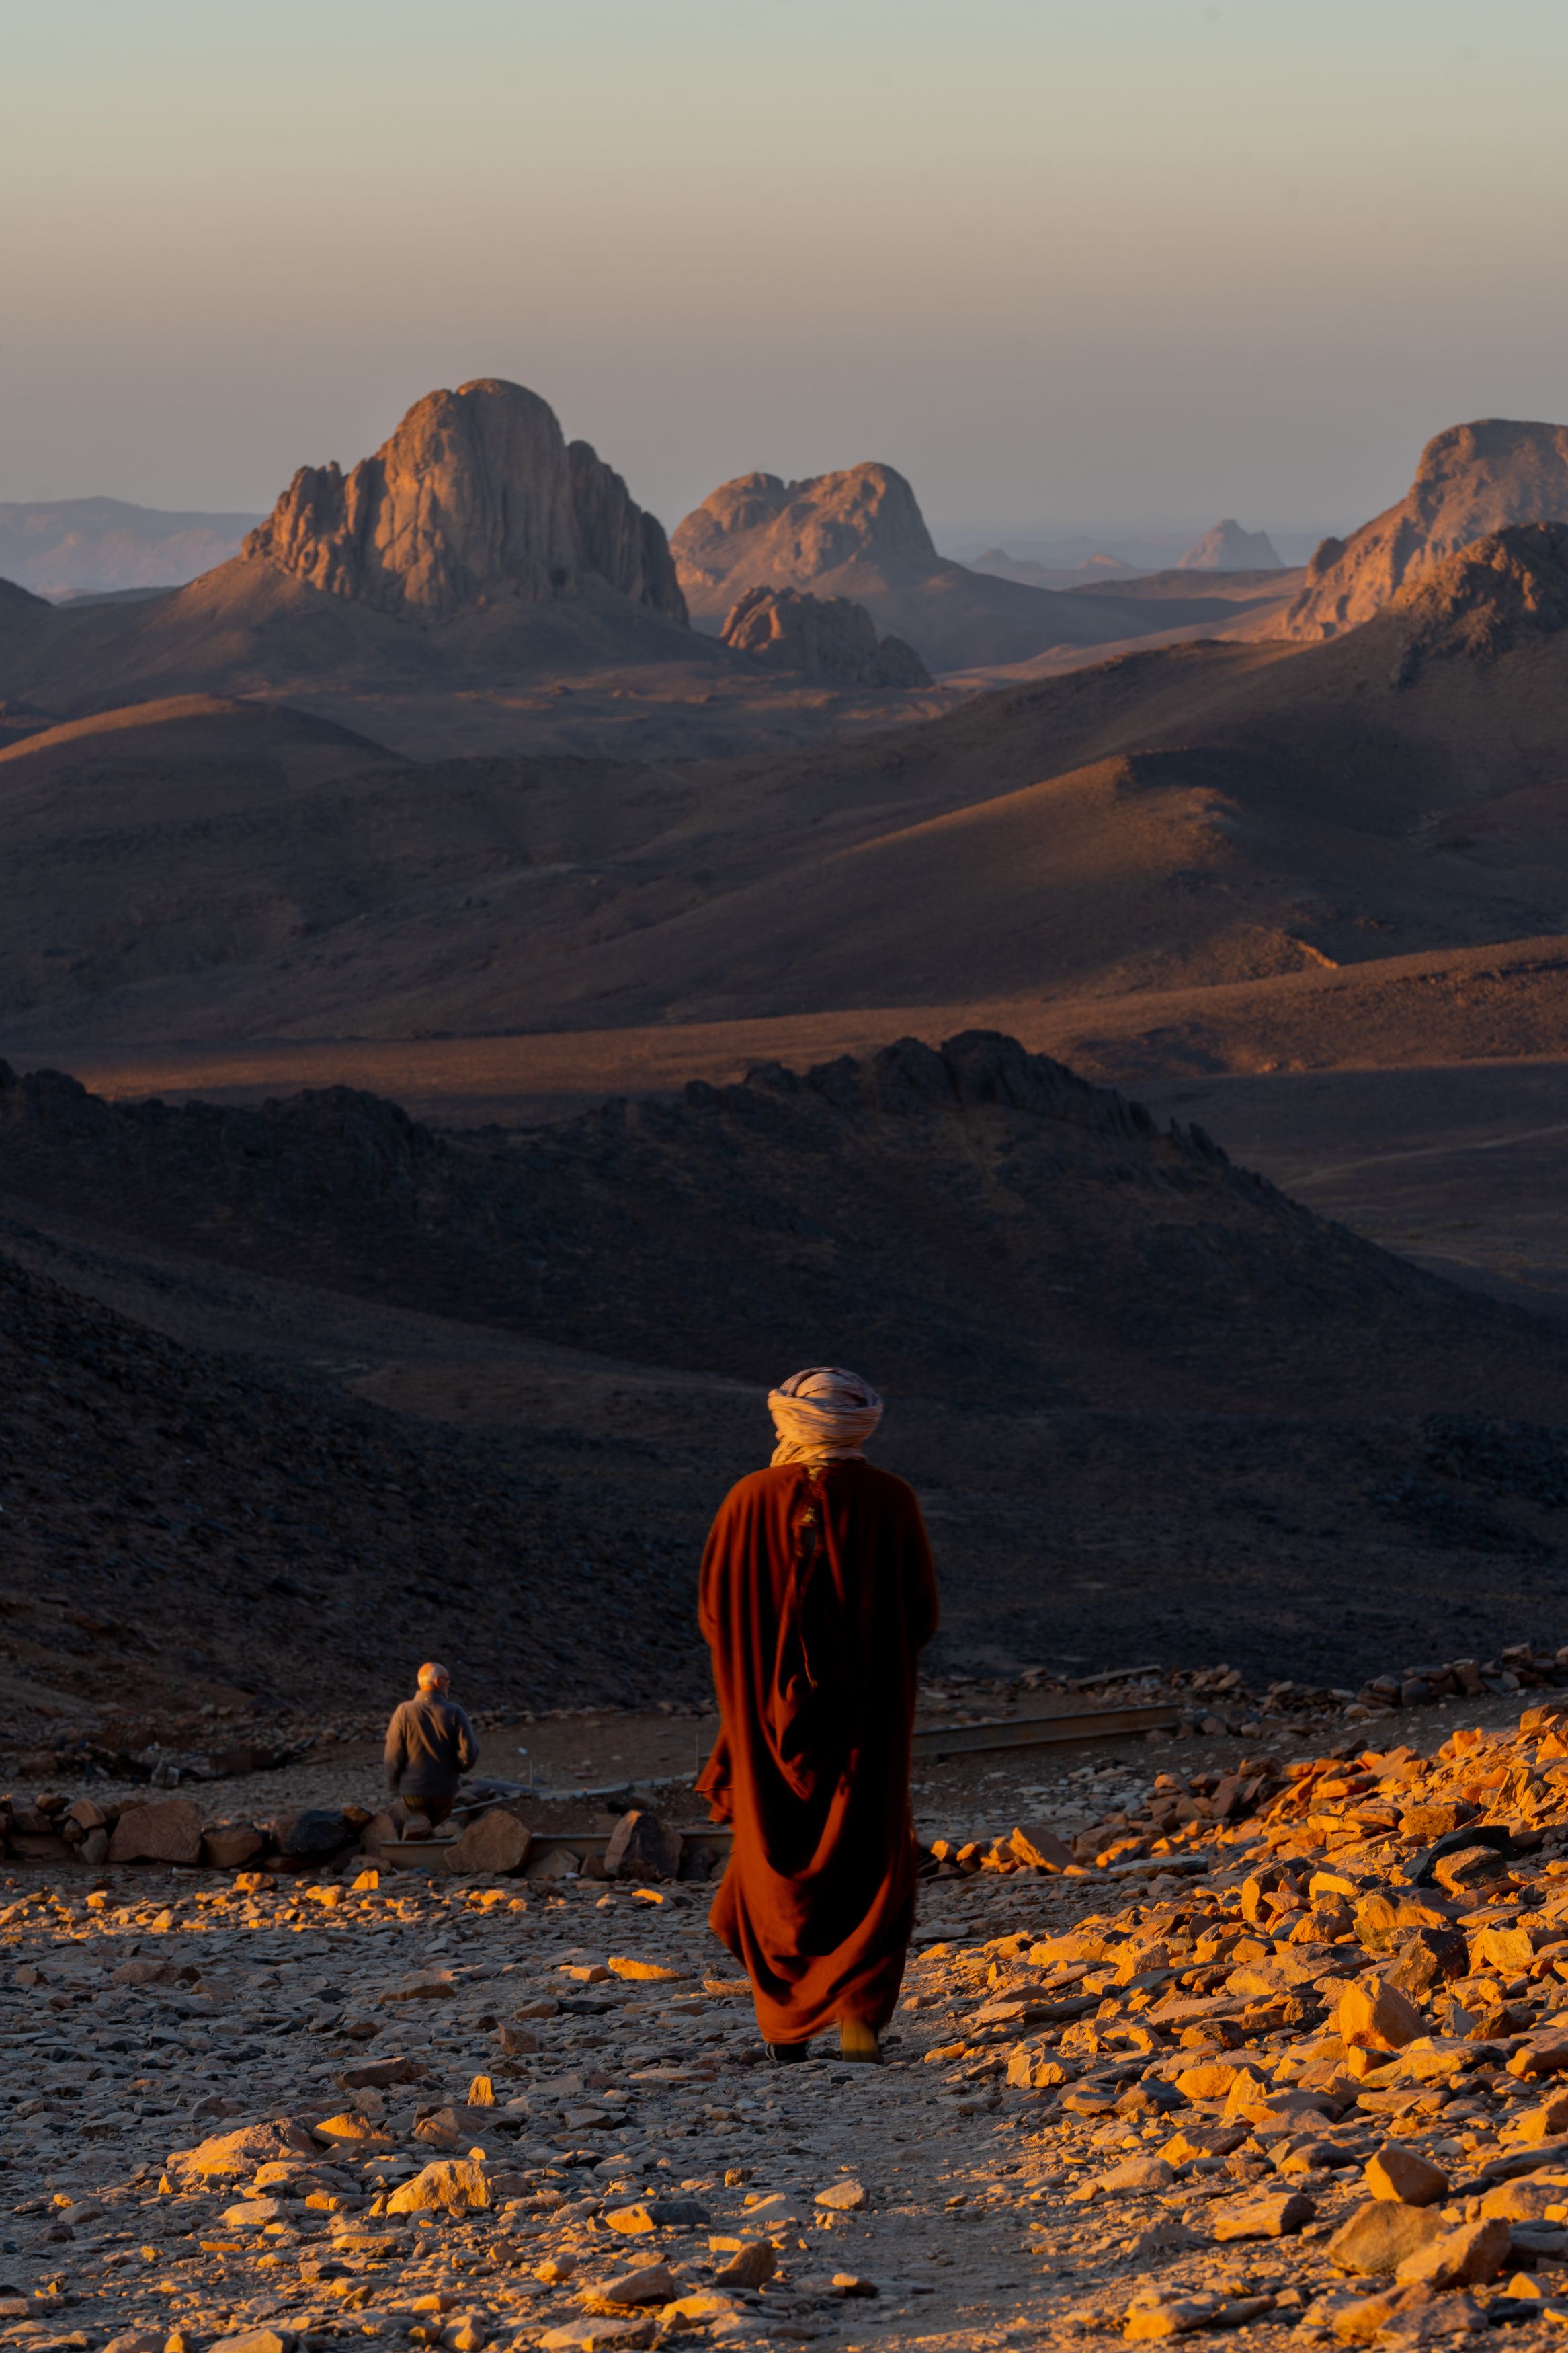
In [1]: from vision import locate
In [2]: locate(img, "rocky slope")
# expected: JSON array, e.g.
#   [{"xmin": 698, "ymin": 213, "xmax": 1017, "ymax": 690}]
[
  {"xmin": 719, "ymin": 585, "xmax": 930, "ymax": 686},
  {"xmin": 242, "ymin": 378, "xmax": 687, "ymax": 623},
  {"xmin": 1282, "ymin": 418, "xmax": 1568, "ymax": 641},
  {"xmin": 0, "ymin": 1244, "xmax": 705, "ymax": 1725}
]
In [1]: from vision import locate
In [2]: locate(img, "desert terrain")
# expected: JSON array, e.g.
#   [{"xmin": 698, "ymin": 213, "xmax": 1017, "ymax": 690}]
[{"xmin": 11, "ymin": 392, "xmax": 1568, "ymax": 2348}]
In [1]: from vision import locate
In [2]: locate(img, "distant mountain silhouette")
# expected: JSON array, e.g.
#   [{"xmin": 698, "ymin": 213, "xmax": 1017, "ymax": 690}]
[
  {"xmin": 1177, "ymin": 519, "xmax": 1282, "ymax": 571},
  {"xmin": 0, "ymin": 497, "xmax": 262, "ymax": 600}
]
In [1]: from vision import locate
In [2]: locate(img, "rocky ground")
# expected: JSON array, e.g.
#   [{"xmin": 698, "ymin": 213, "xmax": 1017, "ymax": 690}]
[{"xmin": 11, "ymin": 1697, "xmax": 1568, "ymax": 2350}]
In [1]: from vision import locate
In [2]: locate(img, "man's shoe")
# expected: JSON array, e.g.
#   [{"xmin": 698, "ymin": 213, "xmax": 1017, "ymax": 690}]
[
  {"xmin": 764, "ymin": 2040, "xmax": 809, "ymax": 2063},
  {"xmin": 838, "ymin": 2018, "xmax": 882, "ymax": 2063}
]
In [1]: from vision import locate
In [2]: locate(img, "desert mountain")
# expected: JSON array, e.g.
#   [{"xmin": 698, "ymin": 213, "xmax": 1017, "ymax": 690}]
[
  {"xmin": 0, "ymin": 387, "xmax": 967, "ymax": 760},
  {"xmin": 17, "ymin": 524, "xmax": 1568, "ymax": 1052},
  {"xmin": 720, "ymin": 584, "xmax": 930, "ymax": 686},
  {"xmin": 1282, "ymin": 417, "xmax": 1568, "ymax": 640},
  {"xmin": 7, "ymin": 1031, "xmax": 1567, "ymax": 1425},
  {"xmin": 671, "ymin": 463, "xmax": 1285, "ymax": 671},
  {"xmin": 1177, "ymin": 518, "xmax": 1281, "ymax": 570},
  {"xmin": 244, "ymin": 377, "xmax": 687, "ymax": 623},
  {"xmin": 0, "ymin": 497, "xmax": 262, "ymax": 600}
]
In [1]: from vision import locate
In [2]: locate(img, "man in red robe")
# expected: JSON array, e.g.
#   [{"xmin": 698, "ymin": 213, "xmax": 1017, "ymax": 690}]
[{"xmin": 698, "ymin": 1367, "xmax": 939, "ymax": 2063}]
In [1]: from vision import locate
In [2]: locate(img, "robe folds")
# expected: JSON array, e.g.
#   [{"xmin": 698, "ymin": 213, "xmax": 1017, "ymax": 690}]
[{"xmin": 697, "ymin": 1458, "xmax": 939, "ymax": 2043}]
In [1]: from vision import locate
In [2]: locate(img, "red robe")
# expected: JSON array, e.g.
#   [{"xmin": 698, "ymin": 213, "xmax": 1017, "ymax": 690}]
[{"xmin": 697, "ymin": 1459, "xmax": 939, "ymax": 2044}]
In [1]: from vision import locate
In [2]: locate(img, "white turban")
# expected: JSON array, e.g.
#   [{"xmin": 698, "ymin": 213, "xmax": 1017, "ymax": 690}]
[{"xmin": 768, "ymin": 1366, "xmax": 884, "ymax": 1467}]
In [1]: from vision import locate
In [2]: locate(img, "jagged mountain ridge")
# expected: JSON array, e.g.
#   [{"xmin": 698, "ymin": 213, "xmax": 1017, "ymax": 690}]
[{"xmin": 5, "ymin": 1031, "xmax": 1567, "ymax": 1422}]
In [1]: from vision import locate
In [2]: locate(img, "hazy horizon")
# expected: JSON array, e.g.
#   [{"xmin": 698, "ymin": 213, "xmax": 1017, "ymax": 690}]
[{"xmin": 6, "ymin": 0, "xmax": 1567, "ymax": 539}]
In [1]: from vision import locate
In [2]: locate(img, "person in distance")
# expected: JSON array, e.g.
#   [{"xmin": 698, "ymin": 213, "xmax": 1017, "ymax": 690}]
[
  {"xmin": 384, "ymin": 1659, "xmax": 479, "ymax": 1834},
  {"xmin": 698, "ymin": 1367, "xmax": 939, "ymax": 2063}
]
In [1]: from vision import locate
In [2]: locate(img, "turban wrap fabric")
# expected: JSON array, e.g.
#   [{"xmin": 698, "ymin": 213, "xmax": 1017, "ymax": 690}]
[{"xmin": 768, "ymin": 1365, "xmax": 884, "ymax": 1466}]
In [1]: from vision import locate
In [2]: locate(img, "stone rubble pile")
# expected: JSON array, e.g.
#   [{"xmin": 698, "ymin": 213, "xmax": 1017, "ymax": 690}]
[
  {"xmin": 17, "ymin": 1694, "xmax": 1568, "ymax": 2346},
  {"xmin": 0, "ymin": 1795, "xmax": 713, "ymax": 1892},
  {"xmin": 925, "ymin": 1693, "xmax": 1568, "ymax": 2338},
  {"xmin": 923, "ymin": 1640, "xmax": 1568, "ymax": 1747}
]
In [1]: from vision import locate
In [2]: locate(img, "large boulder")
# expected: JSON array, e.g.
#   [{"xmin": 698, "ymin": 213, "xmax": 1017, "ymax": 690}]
[
  {"xmin": 108, "ymin": 1798, "xmax": 204, "ymax": 1866},
  {"xmin": 386, "ymin": 2157, "xmax": 491, "ymax": 2214},
  {"xmin": 720, "ymin": 586, "xmax": 930, "ymax": 687},
  {"xmin": 447, "ymin": 1809, "xmax": 532, "ymax": 1877},
  {"xmin": 165, "ymin": 2121, "xmax": 317, "ymax": 2182},
  {"xmin": 264, "ymin": 1807, "xmax": 352, "ymax": 1860},
  {"xmin": 605, "ymin": 1809, "xmax": 682, "ymax": 1883}
]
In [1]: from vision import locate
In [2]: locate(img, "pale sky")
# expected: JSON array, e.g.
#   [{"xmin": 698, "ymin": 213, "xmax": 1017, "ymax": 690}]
[{"xmin": 5, "ymin": 0, "xmax": 1567, "ymax": 541}]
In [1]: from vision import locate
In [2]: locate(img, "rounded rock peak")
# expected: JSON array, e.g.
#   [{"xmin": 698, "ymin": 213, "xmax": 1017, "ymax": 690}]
[
  {"xmin": 1284, "ymin": 415, "xmax": 1568, "ymax": 642},
  {"xmin": 241, "ymin": 378, "xmax": 686, "ymax": 625}
]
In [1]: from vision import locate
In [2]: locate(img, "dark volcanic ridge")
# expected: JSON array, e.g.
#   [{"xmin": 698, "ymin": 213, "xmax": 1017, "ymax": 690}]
[
  {"xmin": 6, "ymin": 1028, "xmax": 1568, "ymax": 1422},
  {"xmin": 7, "ymin": 1033, "xmax": 1568, "ymax": 1712}
]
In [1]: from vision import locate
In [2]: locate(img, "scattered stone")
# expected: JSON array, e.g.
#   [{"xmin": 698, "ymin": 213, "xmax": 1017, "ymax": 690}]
[
  {"xmin": 1098, "ymin": 2155, "xmax": 1174, "ymax": 2195},
  {"xmin": 540, "ymin": 2323, "xmax": 653, "ymax": 2353},
  {"xmin": 1328, "ymin": 2200, "xmax": 1448, "ymax": 2275},
  {"xmin": 606, "ymin": 2198, "xmax": 710, "ymax": 2234},
  {"xmin": 337, "ymin": 2055, "xmax": 422, "ymax": 2089},
  {"xmin": 382, "ymin": 1969, "xmax": 458, "ymax": 2003},
  {"xmin": 1394, "ymin": 2217, "xmax": 1513, "ymax": 2289},
  {"xmin": 1008, "ymin": 1823, "xmax": 1075, "ymax": 1871},
  {"xmin": 1431, "ymin": 1845, "xmax": 1509, "ymax": 1897},
  {"xmin": 166, "ymin": 2122, "xmax": 315, "ymax": 2181},
  {"xmin": 593, "ymin": 2264, "xmax": 680, "ymax": 2307},
  {"xmin": 815, "ymin": 2179, "xmax": 868, "ymax": 2211},
  {"xmin": 1337, "ymin": 1976, "xmax": 1423, "ymax": 2052},
  {"xmin": 714, "ymin": 2243, "xmax": 777, "ymax": 2288},
  {"xmin": 1366, "ymin": 2146, "xmax": 1448, "ymax": 2206},
  {"xmin": 386, "ymin": 2159, "xmax": 491, "ymax": 2214},
  {"xmin": 1210, "ymin": 2190, "xmax": 1313, "ymax": 2241}
]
